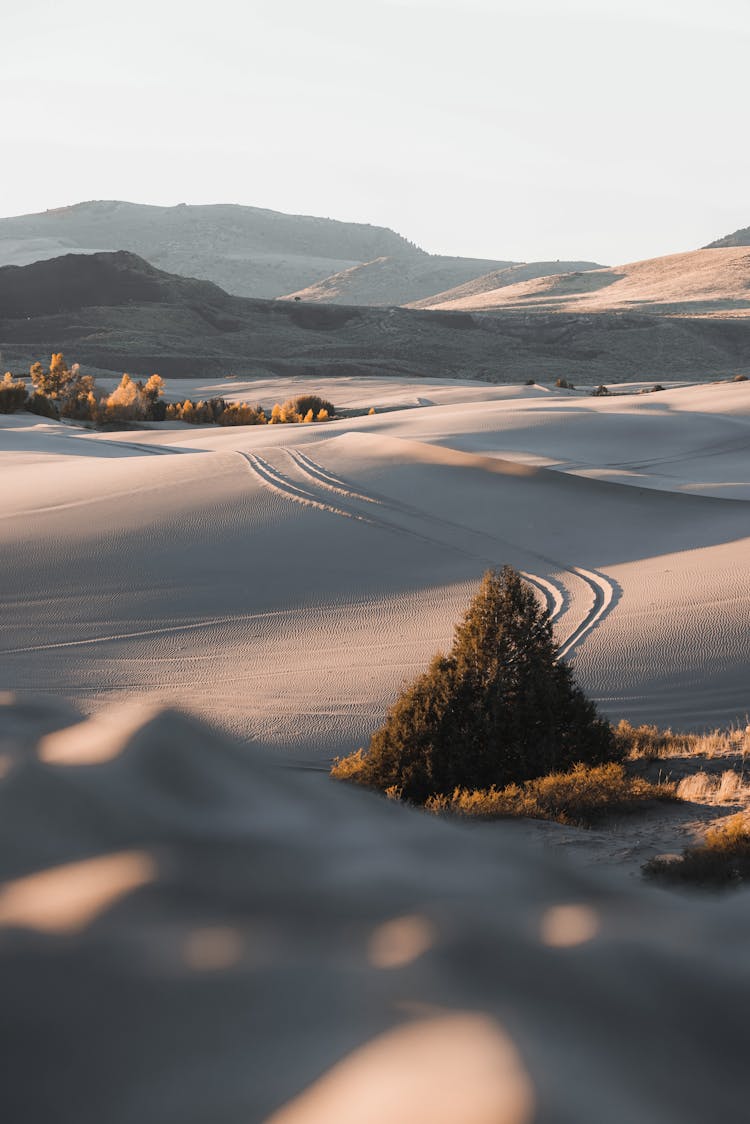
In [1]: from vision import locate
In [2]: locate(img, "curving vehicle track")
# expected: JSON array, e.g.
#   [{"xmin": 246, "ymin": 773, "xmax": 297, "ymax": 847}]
[{"xmin": 243, "ymin": 444, "xmax": 616, "ymax": 659}]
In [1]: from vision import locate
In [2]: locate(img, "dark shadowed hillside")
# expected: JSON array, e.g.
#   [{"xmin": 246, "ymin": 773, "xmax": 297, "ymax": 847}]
[{"xmin": 1, "ymin": 251, "xmax": 749, "ymax": 384}]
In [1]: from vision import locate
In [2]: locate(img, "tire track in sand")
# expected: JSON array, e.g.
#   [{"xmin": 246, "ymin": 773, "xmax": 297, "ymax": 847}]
[
  {"xmin": 287, "ymin": 448, "xmax": 615, "ymax": 657},
  {"xmin": 554, "ymin": 566, "xmax": 615, "ymax": 661},
  {"xmin": 252, "ymin": 448, "xmax": 565, "ymax": 626},
  {"xmin": 238, "ymin": 451, "xmax": 375, "ymax": 525},
  {"xmin": 241, "ymin": 447, "xmax": 550, "ymax": 579}
]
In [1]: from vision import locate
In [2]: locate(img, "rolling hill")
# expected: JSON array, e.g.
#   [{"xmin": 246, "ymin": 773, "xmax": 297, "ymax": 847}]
[
  {"xmin": 406, "ymin": 261, "xmax": 605, "ymax": 309},
  {"xmin": 280, "ymin": 256, "xmax": 602, "ymax": 307},
  {"xmin": 1, "ymin": 251, "xmax": 749, "ymax": 384},
  {"xmin": 415, "ymin": 248, "xmax": 750, "ymax": 317},
  {"xmin": 0, "ymin": 199, "xmax": 423, "ymax": 299},
  {"xmin": 0, "ymin": 199, "xmax": 603, "ymax": 309},
  {"xmin": 279, "ymin": 254, "xmax": 517, "ymax": 306}
]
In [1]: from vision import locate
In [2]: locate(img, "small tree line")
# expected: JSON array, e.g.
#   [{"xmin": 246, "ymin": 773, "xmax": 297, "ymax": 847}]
[
  {"xmin": 0, "ymin": 355, "xmax": 336, "ymax": 428},
  {"xmin": 164, "ymin": 393, "xmax": 333, "ymax": 426}
]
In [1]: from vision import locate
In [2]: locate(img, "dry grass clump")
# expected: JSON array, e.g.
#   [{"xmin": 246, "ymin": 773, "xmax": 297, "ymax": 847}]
[
  {"xmin": 614, "ymin": 719, "xmax": 749, "ymax": 761},
  {"xmin": 643, "ymin": 814, "xmax": 750, "ymax": 888},
  {"xmin": 330, "ymin": 748, "xmax": 367, "ymax": 783},
  {"xmin": 423, "ymin": 763, "xmax": 675, "ymax": 827},
  {"xmin": 676, "ymin": 769, "xmax": 750, "ymax": 806}
]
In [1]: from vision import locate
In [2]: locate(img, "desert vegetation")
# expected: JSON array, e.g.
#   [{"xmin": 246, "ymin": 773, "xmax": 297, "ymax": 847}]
[
  {"xmin": 423, "ymin": 762, "xmax": 675, "ymax": 827},
  {"xmin": 165, "ymin": 392, "xmax": 334, "ymax": 425},
  {"xmin": 331, "ymin": 566, "xmax": 617, "ymax": 804},
  {"xmin": 23, "ymin": 354, "xmax": 167, "ymax": 424},
  {"xmin": 614, "ymin": 720, "xmax": 750, "ymax": 760},
  {"xmin": 643, "ymin": 814, "xmax": 750, "ymax": 888},
  {"xmin": 0, "ymin": 355, "xmax": 337, "ymax": 428},
  {"xmin": 0, "ymin": 372, "xmax": 27, "ymax": 413},
  {"xmin": 330, "ymin": 568, "xmax": 722, "ymax": 830}
]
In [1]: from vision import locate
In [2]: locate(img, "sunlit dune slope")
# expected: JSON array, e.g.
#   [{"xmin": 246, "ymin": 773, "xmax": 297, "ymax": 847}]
[{"xmin": 0, "ymin": 379, "xmax": 747, "ymax": 753}]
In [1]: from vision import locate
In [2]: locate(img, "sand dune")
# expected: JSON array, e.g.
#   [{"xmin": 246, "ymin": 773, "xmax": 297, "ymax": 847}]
[
  {"xmin": 2, "ymin": 696, "xmax": 750, "ymax": 1123},
  {"xmin": 419, "ymin": 247, "xmax": 750, "ymax": 316},
  {"xmin": 1, "ymin": 378, "xmax": 747, "ymax": 755},
  {"xmin": 3, "ymin": 376, "xmax": 749, "ymax": 1121}
]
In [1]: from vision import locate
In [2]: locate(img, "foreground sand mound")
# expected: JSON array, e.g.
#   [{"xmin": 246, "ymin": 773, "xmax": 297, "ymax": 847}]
[{"xmin": 1, "ymin": 697, "xmax": 748, "ymax": 1123}]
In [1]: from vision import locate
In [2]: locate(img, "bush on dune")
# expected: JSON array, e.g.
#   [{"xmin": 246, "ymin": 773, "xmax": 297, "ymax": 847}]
[
  {"xmin": 614, "ymin": 719, "xmax": 749, "ymax": 760},
  {"xmin": 0, "ymin": 373, "xmax": 27, "ymax": 413},
  {"xmin": 425, "ymin": 762, "xmax": 676, "ymax": 827},
  {"xmin": 20, "ymin": 357, "xmax": 171, "ymax": 425},
  {"xmin": 99, "ymin": 373, "xmax": 166, "ymax": 423},
  {"xmin": 30, "ymin": 353, "xmax": 74, "ymax": 400},
  {"xmin": 18, "ymin": 357, "xmax": 336, "ymax": 429},
  {"xmin": 644, "ymin": 814, "xmax": 750, "ymax": 888},
  {"xmin": 331, "ymin": 566, "xmax": 616, "ymax": 804},
  {"xmin": 60, "ymin": 373, "xmax": 98, "ymax": 421},
  {"xmin": 284, "ymin": 393, "xmax": 334, "ymax": 420},
  {"xmin": 165, "ymin": 395, "xmax": 333, "ymax": 427},
  {"xmin": 219, "ymin": 402, "xmax": 267, "ymax": 426},
  {"xmin": 26, "ymin": 390, "xmax": 59, "ymax": 418}
]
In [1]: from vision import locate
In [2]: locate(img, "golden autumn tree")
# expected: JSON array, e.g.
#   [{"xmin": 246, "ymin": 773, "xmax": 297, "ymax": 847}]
[{"xmin": 30, "ymin": 353, "xmax": 75, "ymax": 399}]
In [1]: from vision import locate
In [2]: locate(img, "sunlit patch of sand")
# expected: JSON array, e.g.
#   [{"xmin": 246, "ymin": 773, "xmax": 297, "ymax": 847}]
[
  {"xmin": 182, "ymin": 925, "xmax": 244, "ymax": 971},
  {"xmin": 0, "ymin": 851, "xmax": 156, "ymax": 934},
  {"xmin": 266, "ymin": 1013, "xmax": 534, "ymax": 1124},
  {"xmin": 540, "ymin": 905, "xmax": 599, "ymax": 948},
  {"xmin": 368, "ymin": 914, "xmax": 435, "ymax": 969},
  {"xmin": 38, "ymin": 702, "xmax": 169, "ymax": 765}
]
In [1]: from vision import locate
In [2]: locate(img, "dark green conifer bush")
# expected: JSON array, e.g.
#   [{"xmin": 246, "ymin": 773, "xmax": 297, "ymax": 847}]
[{"xmin": 332, "ymin": 566, "xmax": 616, "ymax": 802}]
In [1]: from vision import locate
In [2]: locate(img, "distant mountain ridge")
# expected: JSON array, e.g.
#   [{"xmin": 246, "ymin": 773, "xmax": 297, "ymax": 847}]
[
  {"xmin": 0, "ymin": 198, "xmax": 603, "ymax": 309},
  {"xmin": 0, "ymin": 200, "xmax": 423, "ymax": 299}
]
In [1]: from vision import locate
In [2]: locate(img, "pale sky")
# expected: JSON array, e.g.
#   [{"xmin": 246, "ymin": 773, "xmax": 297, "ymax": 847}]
[{"xmin": 2, "ymin": 0, "xmax": 748, "ymax": 264}]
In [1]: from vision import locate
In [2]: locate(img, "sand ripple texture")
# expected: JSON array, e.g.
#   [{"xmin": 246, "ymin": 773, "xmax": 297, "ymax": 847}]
[{"xmin": 0, "ymin": 379, "xmax": 748, "ymax": 753}]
